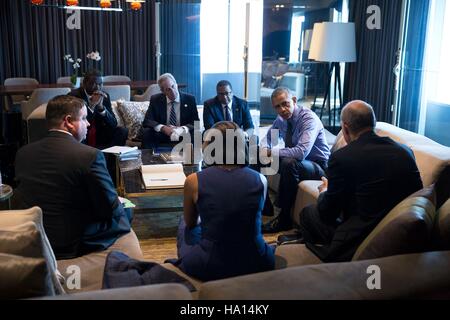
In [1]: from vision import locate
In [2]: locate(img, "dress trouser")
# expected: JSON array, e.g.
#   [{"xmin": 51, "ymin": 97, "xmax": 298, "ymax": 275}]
[
  {"xmin": 142, "ymin": 128, "xmax": 194, "ymax": 150},
  {"xmin": 276, "ymin": 158, "xmax": 327, "ymax": 225},
  {"xmin": 298, "ymin": 204, "xmax": 337, "ymax": 244}
]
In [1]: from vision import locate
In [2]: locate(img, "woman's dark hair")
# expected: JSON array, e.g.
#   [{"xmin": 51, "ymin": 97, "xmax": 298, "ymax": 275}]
[{"xmin": 203, "ymin": 121, "xmax": 247, "ymax": 166}]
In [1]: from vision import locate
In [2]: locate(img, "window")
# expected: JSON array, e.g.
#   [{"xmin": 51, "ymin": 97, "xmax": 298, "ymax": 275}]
[{"xmin": 397, "ymin": 0, "xmax": 450, "ymax": 146}]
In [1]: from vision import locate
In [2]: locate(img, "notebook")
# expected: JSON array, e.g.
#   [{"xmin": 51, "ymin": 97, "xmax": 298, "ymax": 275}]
[{"xmin": 141, "ymin": 163, "xmax": 186, "ymax": 190}]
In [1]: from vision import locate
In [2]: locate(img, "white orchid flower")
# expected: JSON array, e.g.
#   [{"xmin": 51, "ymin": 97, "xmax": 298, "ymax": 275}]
[
  {"xmin": 69, "ymin": 58, "xmax": 74, "ymax": 63},
  {"xmin": 77, "ymin": 58, "xmax": 82, "ymax": 62}
]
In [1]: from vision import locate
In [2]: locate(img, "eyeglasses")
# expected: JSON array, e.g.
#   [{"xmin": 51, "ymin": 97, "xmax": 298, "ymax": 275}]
[{"xmin": 217, "ymin": 91, "xmax": 233, "ymax": 96}]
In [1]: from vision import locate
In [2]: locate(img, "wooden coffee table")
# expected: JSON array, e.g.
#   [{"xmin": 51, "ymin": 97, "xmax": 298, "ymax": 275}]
[{"xmin": 118, "ymin": 149, "xmax": 201, "ymax": 213}]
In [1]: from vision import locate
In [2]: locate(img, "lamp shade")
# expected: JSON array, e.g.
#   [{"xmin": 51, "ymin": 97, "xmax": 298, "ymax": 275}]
[{"xmin": 308, "ymin": 22, "xmax": 356, "ymax": 63}]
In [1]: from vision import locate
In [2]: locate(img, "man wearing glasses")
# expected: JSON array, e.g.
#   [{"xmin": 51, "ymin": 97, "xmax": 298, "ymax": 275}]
[
  {"xmin": 203, "ymin": 80, "xmax": 254, "ymax": 137},
  {"xmin": 142, "ymin": 73, "xmax": 199, "ymax": 149},
  {"xmin": 260, "ymin": 87, "xmax": 330, "ymax": 233}
]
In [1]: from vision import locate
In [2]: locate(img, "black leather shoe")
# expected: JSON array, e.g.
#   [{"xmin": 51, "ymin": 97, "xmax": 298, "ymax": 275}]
[
  {"xmin": 262, "ymin": 217, "xmax": 292, "ymax": 234},
  {"xmin": 277, "ymin": 231, "xmax": 304, "ymax": 245}
]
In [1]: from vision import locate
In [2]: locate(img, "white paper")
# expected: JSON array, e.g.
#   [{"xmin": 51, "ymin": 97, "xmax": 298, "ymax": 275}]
[
  {"xmin": 141, "ymin": 163, "xmax": 186, "ymax": 189},
  {"xmin": 102, "ymin": 146, "xmax": 138, "ymax": 155}
]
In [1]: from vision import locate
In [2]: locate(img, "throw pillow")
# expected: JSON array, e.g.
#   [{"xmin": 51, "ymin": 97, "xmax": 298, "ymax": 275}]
[
  {"xmin": 0, "ymin": 222, "xmax": 44, "ymax": 259},
  {"xmin": 117, "ymin": 101, "xmax": 150, "ymax": 141},
  {"xmin": 0, "ymin": 207, "xmax": 64, "ymax": 294},
  {"xmin": 0, "ymin": 253, "xmax": 49, "ymax": 299},
  {"xmin": 352, "ymin": 190, "xmax": 435, "ymax": 261},
  {"xmin": 111, "ymin": 101, "xmax": 125, "ymax": 128}
]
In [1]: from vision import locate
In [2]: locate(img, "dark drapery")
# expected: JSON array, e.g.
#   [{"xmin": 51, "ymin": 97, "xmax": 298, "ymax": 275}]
[
  {"xmin": 160, "ymin": 0, "xmax": 201, "ymax": 102},
  {"xmin": 344, "ymin": 0, "xmax": 403, "ymax": 123},
  {"xmin": 397, "ymin": 0, "xmax": 430, "ymax": 132},
  {"xmin": 0, "ymin": 0, "xmax": 156, "ymax": 84}
]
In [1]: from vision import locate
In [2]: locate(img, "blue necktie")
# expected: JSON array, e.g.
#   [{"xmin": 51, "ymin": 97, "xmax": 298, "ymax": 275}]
[
  {"xmin": 224, "ymin": 105, "xmax": 231, "ymax": 122},
  {"xmin": 285, "ymin": 121, "xmax": 294, "ymax": 148},
  {"xmin": 169, "ymin": 101, "xmax": 177, "ymax": 126}
]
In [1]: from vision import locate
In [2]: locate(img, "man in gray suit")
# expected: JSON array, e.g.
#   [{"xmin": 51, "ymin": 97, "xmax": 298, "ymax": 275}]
[{"xmin": 13, "ymin": 95, "xmax": 132, "ymax": 259}]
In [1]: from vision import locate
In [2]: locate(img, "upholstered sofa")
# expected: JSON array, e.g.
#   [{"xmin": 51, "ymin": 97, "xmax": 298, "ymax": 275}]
[{"xmin": 292, "ymin": 122, "xmax": 450, "ymax": 225}]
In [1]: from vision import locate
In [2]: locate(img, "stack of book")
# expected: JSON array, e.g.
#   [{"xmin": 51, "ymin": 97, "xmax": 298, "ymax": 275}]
[{"xmin": 102, "ymin": 146, "xmax": 141, "ymax": 161}]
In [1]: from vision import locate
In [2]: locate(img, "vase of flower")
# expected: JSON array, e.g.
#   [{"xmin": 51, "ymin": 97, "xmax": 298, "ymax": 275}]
[
  {"xmin": 86, "ymin": 51, "xmax": 102, "ymax": 72},
  {"xmin": 64, "ymin": 54, "xmax": 82, "ymax": 87}
]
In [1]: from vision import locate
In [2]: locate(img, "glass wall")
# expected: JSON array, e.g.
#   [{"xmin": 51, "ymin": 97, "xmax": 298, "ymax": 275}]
[
  {"xmin": 260, "ymin": 0, "xmax": 349, "ymax": 124},
  {"xmin": 200, "ymin": 0, "xmax": 263, "ymax": 104},
  {"xmin": 396, "ymin": 0, "xmax": 450, "ymax": 146}
]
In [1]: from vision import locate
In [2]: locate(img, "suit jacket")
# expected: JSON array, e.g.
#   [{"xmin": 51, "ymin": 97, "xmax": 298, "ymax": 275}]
[
  {"xmin": 12, "ymin": 131, "xmax": 131, "ymax": 259},
  {"xmin": 68, "ymin": 88, "xmax": 118, "ymax": 146},
  {"xmin": 203, "ymin": 96, "xmax": 254, "ymax": 131},
  {"xmin": 143, "ymin": 92, "xmax": 199, "ymax": 132},
  {"xmin": 309, "ymin": 131, "xmax": 423, "ymax": 262}
]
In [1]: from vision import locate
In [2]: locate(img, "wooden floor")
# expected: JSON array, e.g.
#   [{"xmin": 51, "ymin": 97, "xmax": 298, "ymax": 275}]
[{"xmin": 139, "ymin": 231, "xmax": 281, "ymax": 264}]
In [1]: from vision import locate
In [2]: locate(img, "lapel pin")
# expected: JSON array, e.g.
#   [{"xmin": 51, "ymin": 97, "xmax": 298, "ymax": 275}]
[{"xmin": 184, "ymin": 104, "xmax": 188, "ymax": 108}]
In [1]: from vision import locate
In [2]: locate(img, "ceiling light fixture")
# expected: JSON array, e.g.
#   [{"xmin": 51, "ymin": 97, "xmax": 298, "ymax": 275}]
[{"xmin": 30, "ymin": 0, "xmax": 146, "ymax": 12}]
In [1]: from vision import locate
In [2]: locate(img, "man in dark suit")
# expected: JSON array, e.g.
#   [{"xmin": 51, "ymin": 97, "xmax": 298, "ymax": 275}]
[
  {"xmin": 12, "ymin": 95, "xmax": 132, "ymax": 259},
  {"xmin": 68, "ymin": 69, "xmax": 128, "ymax": 149},
  {"xmin": 290, "ymin": 100, "xmax": 423, "ymax": 262},
  {"xmin": 142, "ymin": 73, "xmax": 199, "ymax": 149},
  {"xmin": 203, "ymin": 80, "xmax": 254, "ymax": 137}
]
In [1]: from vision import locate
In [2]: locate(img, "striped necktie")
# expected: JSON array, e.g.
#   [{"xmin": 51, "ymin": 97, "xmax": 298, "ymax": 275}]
[{"xmin": 169, "ymin": 101, "xmax": 177, "ymax": 126}]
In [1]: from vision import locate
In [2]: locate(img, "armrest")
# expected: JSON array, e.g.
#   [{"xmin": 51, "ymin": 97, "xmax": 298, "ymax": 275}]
[
  {"xmin": 292, "ymin": 180, "xmax": 322, "ymax": 226},
  {"xmin": 35, "ymin": 283, "xmax": 192, "ymax": 300}
]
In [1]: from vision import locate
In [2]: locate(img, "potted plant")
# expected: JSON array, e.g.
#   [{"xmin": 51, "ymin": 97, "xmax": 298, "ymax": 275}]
[{"xmin": 63, "ymin": 54, "xmax": 82, "ymax": 87}]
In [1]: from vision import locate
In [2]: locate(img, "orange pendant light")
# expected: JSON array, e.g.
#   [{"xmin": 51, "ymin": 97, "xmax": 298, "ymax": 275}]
[
  {"xmin": 100, "ymin": 0, "xmax": 112, "ymax": 8},
  {"xmin": 31, "ymin": 0, "xmax": 44, "ymax": 5},
  {"xmin": 66, "ymin": 0, "xmax": 79, "ymax": 6},
  {"xmin": 130, "ymin": 1, "xmax": 142, "ymax": 11}
]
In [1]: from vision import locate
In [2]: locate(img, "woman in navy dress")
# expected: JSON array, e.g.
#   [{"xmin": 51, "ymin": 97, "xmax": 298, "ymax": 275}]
[{"xmin": 173, "ymin": 121, "xmax": 275, "ymax": 281}]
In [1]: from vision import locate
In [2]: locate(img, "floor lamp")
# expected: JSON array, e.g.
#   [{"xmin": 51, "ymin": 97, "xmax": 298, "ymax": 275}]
[{"xmin": 309, "ymin": 22, "xmax": 356, "ymax": 130}]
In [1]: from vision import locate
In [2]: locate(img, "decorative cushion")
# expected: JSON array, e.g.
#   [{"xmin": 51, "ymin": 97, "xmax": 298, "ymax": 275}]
[
  {"xmin": 117, "ymin": 101, "xmax": 150, "ymax": 141},
  {"xmin": 352, "ymin": 190, "xmax": 435, "ymax": 261},
  {"xmin": 433, "ymin": 198, "xmax": 450, "ymax": 250},
  {"xmin": 0, "ymin": 207, "xmax": 64, "ymax": 294},
  {"xmin": 0, "ymin": 221, "xmax": 55, "ymax": 299},
  {"xmin": 0, "ymin": 253, "xmax": 49, "ymax": 299},
  {"xmin": 111, "ymin": 101, "xmax": 125, "ymax": 128},
  {"xmin": 0, "ymin": 222, "xmax": 45, "ymax": 259}
]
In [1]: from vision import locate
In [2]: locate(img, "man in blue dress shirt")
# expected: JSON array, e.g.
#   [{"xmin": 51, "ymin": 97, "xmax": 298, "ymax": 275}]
[{"xmin": 260, "ymin": 87, "xmax": 331, "ymax": 233}]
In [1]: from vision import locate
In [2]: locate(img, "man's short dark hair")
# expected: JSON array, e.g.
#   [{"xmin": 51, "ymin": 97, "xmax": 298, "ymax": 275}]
[
  {"xmin": 46, "ymin": 95, "xmax": 85, "ymax": 129},
  {"xmin": 271, "ymin": 87, "xmax": 292, "ymax": 103},
  {"xmin": 216, "ymin": 80, "xmax": 232, "ymax": 91}
]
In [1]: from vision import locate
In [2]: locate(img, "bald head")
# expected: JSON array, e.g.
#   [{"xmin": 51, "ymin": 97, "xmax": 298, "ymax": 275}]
[{"xmin": 341, "ymin": 100, "xmax": 376, "ymax": 136}]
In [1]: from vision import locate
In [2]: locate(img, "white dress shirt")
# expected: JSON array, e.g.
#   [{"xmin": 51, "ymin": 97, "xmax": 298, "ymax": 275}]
[{"xmin": 155, "ymin": 96, "xmax": 189, "ymax": 140}]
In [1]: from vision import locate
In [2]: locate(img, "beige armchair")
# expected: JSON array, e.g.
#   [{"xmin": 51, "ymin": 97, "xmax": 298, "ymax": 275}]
[
  {"xmin": 20, "ymin": 88, "xmax": 71, "ymax": 121},
  {"xmin": 3, "ymin": 77, "xmax": 39, "ymax": 111},
  {"xmin": 103, "ymin": 75, "xmax": 131, "ymax": 83},
  {"xmin": 133, "ymin": 84, "xmax": 160, "ymax": 102}
]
